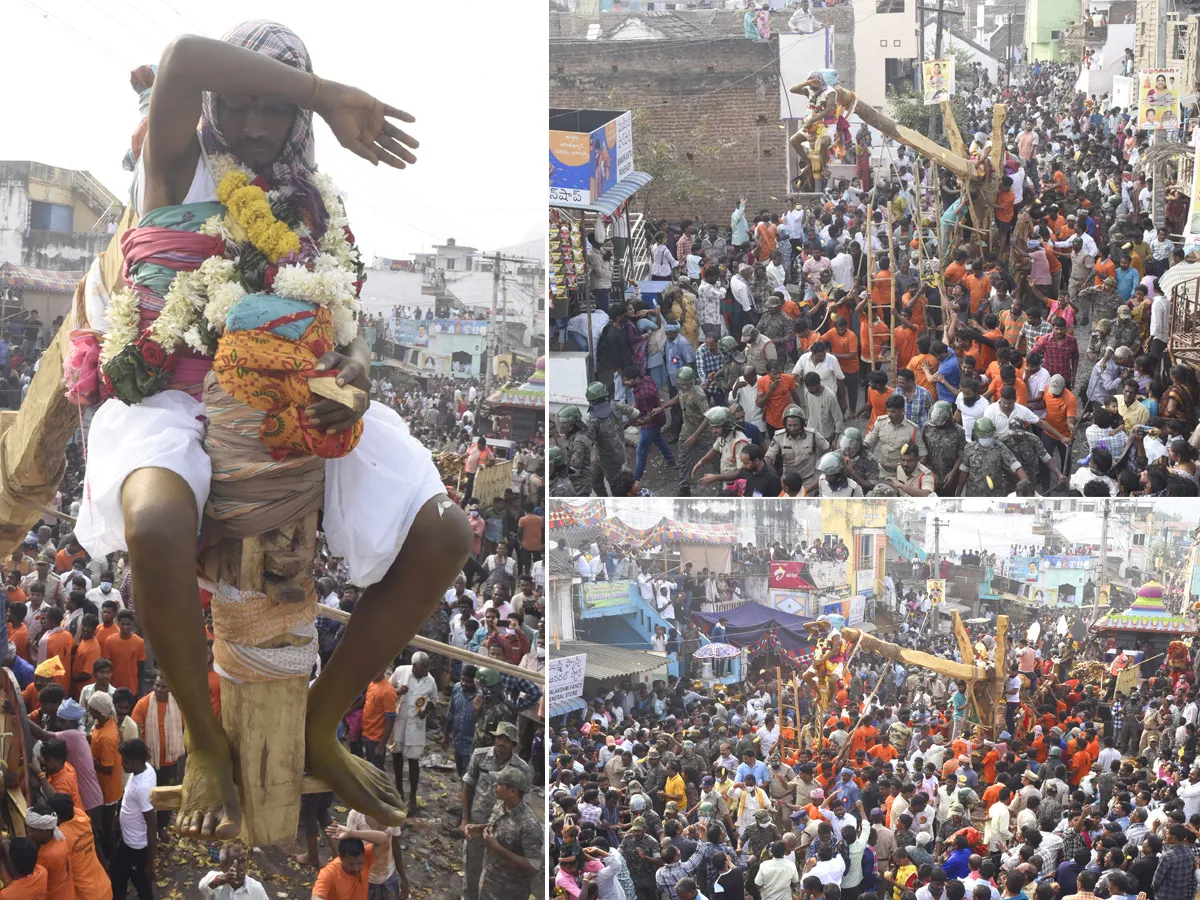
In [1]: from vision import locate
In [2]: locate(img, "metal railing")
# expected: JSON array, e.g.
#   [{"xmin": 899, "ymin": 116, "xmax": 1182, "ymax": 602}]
[
  {"xmin": 629, "ymin": 212, "xmax": 650, "ymax": 284},
  {"xmin": 71, "ymin": 170, "xmax": 123, "ymax": 232},
  {"xmin": 1169, "ymin": 277, "xmax": 1200, "ymax": 371}
]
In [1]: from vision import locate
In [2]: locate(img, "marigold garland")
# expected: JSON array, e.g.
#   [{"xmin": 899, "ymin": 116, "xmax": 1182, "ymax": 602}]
[{"xmin": 216, "ymin": 171, "xmax": 300, "ymax": 264}]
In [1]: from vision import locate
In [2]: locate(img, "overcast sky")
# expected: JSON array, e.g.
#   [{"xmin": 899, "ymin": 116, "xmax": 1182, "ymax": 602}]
[{"xmin": 3, "ymin": 1, "xmax": 544, "ymax": 262}]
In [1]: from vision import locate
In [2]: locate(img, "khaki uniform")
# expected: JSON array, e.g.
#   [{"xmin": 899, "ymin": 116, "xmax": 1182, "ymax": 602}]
[
  {"xmin": 767, "ymin": 429, "xmax": 829, "ymax": 491},
  {"xmin": 463, "ymin": 748, "xmax": 533, "ymax": 900},
  {"xmin": 864, "ymin": 416, "xmax": 926, "ymax": 472}
]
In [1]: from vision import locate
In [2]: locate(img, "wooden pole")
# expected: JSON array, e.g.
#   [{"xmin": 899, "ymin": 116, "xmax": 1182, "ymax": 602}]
[
  {"xmin": 317, "ymin": 603, "xmax": 545, "ymax": 685},
  {"xmin": 776, "ymin": 665, "xmax": 784, "ymax": 743},
  {"xmin": 832, "ymin": 668, "xmax": 885, "ymax": 768},
  {"xmin": 791, "ymin": 673, "xmax": 801, "ymax": 753},
  {"xmin": 886, "ymin": 192, "xmax": 899, "ymax": 384}
]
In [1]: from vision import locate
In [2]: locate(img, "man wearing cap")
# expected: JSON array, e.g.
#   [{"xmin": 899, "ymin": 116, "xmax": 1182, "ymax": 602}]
[
  {"xmin": 466, "ymin": 766, "xmax": 541, "ymax": 900},
  {"xmin": 742, "ymin": 324, "xmax": 778, "ymax": 376},
  {"xmin": 1107, "ymin": 304, "xmax": 1141, "ymax": 353},
  {"xmin": 758, "ymin": 293, "xmax": 795, "ymax": 362},
  {"xmin": 620, "ymin": 816, "xmax": 662, "ymax": 900},
  {"xmin": 864, "ymin": 393, "xmax": 928, "ymax": 474},
  {"xmin": 461, "ymin": 721, "xmax": 532, "ymax": 900}
]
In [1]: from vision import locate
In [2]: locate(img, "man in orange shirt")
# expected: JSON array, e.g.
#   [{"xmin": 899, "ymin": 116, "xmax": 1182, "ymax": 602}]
[
  {"xmin": 70, "ymin": 615, "xmax": 102, "ymax": 702},
  {"xmin": 8, "ymin": 604, "xmax": 29, "ymax": 664},
  {"xmin": 893, "ymin": 311, "xmax": 918, "ymax": 370},
  {"xmin": 963, "ymin": 265, "xmax": 991, "ymax": 313},
  {"xmin": 35, "ymin": 739, "xmax": 83, "ymax": 814},
  {"xmin": 943, "ymin": 250, "xmax": 968, "ymax": 288},
  {"xmin": 907, "ymin": 335, "xmax": 938, "ymax": 395},
  {"xmin": 86, "ymin": 691, "xmax": 121, "ymax": 866},
  {"xmin": 361, "ymin": 670, "xmax": 397, "ymax": 771},
  {"xmin": 131, "ymin": 676, "xmax": 184, "ymax": 838},
  {"xmin": 53, "ymin": 536, "xmax": 86, "ymax": 575},
  {"xmin": 822, "ymin": 317, "xmax": 861, "ymax": 408},
  {"xmin": 101, "ymin": 611, "xmax": 145, "ymax": 696},
  {"xmin": 4, "ymin": 574, "xmax": 25, "ymax": 609},
  {"xmin": 22, "ymin": 804, "xmax": 73, "ymax": 900},
  {"xmin": 1042, "ymin": 375, "xmax": 1078, "ymax": 470},
  {"xmin": 46, "ymin": 795, "xmax": 109, "ymax": 900},
  {"xmin": 313, "ymin": 822, "xmax": 390, "ymax": 900},
  {"xmin": 93, "ymin": 602, "xmax": 119, "ymax": 652},
  {"xmin": 995, "ymin": 177, "xmax": 1016, "ymax": 253},
  {"xmin": 37, "ymin": 609, "xmax": 73, "ymax": 695},
  {"xmin": 0, "ymin": 837, "xmax": 48, "ymax": 899},
  {"xmin": 1093, "ymin": 245, "xmax": 1116, "ymax": 288},
  {"xmin": 980, "ymin": 741, "xmax": 1000, "ymax": 783}
]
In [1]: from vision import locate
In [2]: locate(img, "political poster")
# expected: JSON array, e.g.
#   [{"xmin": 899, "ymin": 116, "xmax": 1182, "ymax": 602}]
[
  {"xmin": 1012, "ymin": 556, "xmax": 1040, "ymax": 582},
  {"xmin": 1137, "ymin": 68, "xmax": 1181, "ymax": 131},
  {"xmin": 492, "ymin": 353, "xmax": 513, "ymax": 380},
  {"xmin": 922, "ymin": 59, "xmax": 954, "ymax": 106},
  {"xmin": 548, "ymin": 653, "xmax": 587, "ymax": 706},
  {"xmin": 927, "ymin": 579, "xmax": 945, "ymax": 605},
  {"xmin": 1096, "ymin": 583, "xmax": 1112, "ymax": 607},
  {"xmin": 1028, "ymin": 585, "xmax": 1059, "ymax": 607}
]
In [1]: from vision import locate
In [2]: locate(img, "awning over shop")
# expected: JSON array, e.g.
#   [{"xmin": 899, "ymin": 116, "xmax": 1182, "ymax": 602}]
[
  {"xmin": 558, "ymin": 640, "xmax": 667, "ymax": 681},
  {"xmin": 588, "ymin": 172, "xmax": 653, "ymax": 216},
  {"xmin": 549, "ymin": 697, "xmax": 588, "ymax": 718},
  {"xmin": 935, "ymin": 601, "xmax": 972, "ymax": 615},
  {"xmin": 0, "ymin": 263, "xmax": 84, "ymax": 294}
]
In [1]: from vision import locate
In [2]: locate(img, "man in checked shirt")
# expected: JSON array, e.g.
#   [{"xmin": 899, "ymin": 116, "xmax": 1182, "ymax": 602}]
[
  {"xmin": 621, "ymin": 365, "xmax": 677, "ymax": 480},
  {"xmin": 655, "ymin": 823, "xmax": 712, "ymax": 900}
]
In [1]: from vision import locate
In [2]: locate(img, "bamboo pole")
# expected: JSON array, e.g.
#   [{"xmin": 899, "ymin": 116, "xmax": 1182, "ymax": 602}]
[
  {"xmin": 791, "ymin": 673, "xmax": 801, "ymax": 754},
  {"xmin": 317, "ymin": 603, "xmax": 545, "ymax": 685},
  {"xmin": 832, "ymin": 668, "xmax": 885, "ymax": 769}
]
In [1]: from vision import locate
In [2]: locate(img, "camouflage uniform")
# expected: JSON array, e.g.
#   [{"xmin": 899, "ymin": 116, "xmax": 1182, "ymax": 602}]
[
  {"xmin": 844, "ymin": 448, "xmax": 880, "ymax": 485},
  {"xmin": 1107, "ymin": 319, "xmax": 1141, "ymax": 351},
  {"xmin": 473, "ymin": 691, "xmax": 517, "ymax": 752},
  {"xmin": 562, "ymin": 428, "xmax": 594, "ymax": 497},
  {"xmin": 757, "ymin": 309, "xmax": 795, "ymax": 361},
  {"xmin": 923, "ymin": 422, "xmax": 967, "ymax": 493},
  {"xmin": 1002, "ymin": 429, "xmax": 1051, "ymax": 488},
  {"xmin": 587, "ymin": 402, "xmax": 636, "ymax": 495},
  {"xmin": 619, "ymin": 832, "xmax": 662, "ymax": 900},
  {"xmin": 479, "ymin": 799, "xmax": 543, "ymax": 900},
  {"xmin": 959, "ymin": 441, "xmax": 1022, "ymax": 496},
  {"xmin": 768, "ymin": 429, "xmax": 830, "ymax": 491},
  {"xmin": 677, "ymin": 386, "xmax": 712, "ymax": 494},
  {"xmin": 463, "ymin": 749, "xmax": 533, "ymax": 900},
  {"xmin": 549, "ymin": 473, "xmax": 576, "ymax": 497}
]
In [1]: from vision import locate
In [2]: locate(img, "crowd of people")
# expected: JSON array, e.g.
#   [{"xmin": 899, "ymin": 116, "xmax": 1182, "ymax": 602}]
[
  {"xmin": 547, "ymin": 563, "xmax": 1200, "ymax": 900},
  {"xmin": 552, "ymin": 60, "xmax": 1200, "ymax": 500}
]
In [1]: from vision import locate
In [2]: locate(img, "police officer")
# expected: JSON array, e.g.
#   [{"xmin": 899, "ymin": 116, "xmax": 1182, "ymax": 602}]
[
  {"xmin": 584, "ymin": 381, "xmax": 636, "ymax": 496},
  {"xmin": 838, "ymin": 425, "xmax": 880, "ymax": 491},
  {"xmin": 548, "ymin": 446, "xmax": 574, "ymax": 497},
  {"xmin": 766, "ymin": 405, "xmax": 829, "ymax": 493},
  {"xmin": 956, "ymin": 417, "xmax": 1027, "ymax": 496},
  {"xmin": 923, "ymin": 400, "xmax": 966, "ymax": 495},
  {"xmin": 757, "ymin": 292, "xmax": 795, "ymax": 362},
  {"xmin": 657, "ymin": 366, "xmax": 711, "ymax": 496},
  {"xmin": 555, "ymin": 405, "xmax": 593, "ymax": 497},
  {"xmin": 715, "ymin": 336, "xmax": 745, "ymax": 399},
  {"xmin": 460, "ymin": 721, "xmax": 533, "ymax": 900},
  {"xmin": 471, "ymin": 668, "xmax": 516, "ymax": 751},
  {"xmin": 817, "ymin": 452, "xmax": 863, "ymax": 497},
  {"xmin": 690, "ymin": 407, "xmax": 750, "ymax": 493},
  {"xmin": 471, "ymin": 766, "xmax": 542, "ymax": 900}
]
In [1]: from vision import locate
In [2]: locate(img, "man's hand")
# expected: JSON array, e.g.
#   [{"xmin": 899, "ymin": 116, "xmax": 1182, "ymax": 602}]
[
  {"xmin": 483, "ymin": 826, "xmax": 501, "ymax": 851},
  {"xmin": 208, "ymin": 872, "xmax": 230, "ymax": 887},
  {"xmin": 309, "ymin": 351, "xmax": 371, "ymax": 433},
  {"xmin": 313, "ymin": 81, "xmax": 418, "ymax": 169},
  {"xmin": 396, "ymin": 684, "xmax": 409, "ymax": 697}
]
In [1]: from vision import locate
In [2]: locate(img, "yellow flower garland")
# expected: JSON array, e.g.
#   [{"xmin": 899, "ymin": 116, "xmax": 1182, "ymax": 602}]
[{"xmin": 216, "ymin": 171, "xmax": 301, "ymax": 264}]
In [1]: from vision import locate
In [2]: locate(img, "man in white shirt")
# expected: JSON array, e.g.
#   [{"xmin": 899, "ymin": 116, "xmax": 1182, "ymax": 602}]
[
  {"xmin": 983, "ymin": 395, "xmax": 1041, "ymax": 437},
  {"xmin": 115, "ymin": 738, "xmax": 158, "ymax": 899},
  {"xmin": 985, "ymin": 788, "xmax": 1012, "ymax": 854},
  {"xmin": 730, "ymin": 366, "xmax": 768, "ymax": 433},
  {"xmin": 793, "ymin": 345, "xmax": 845, "ymax": 395},
  {"xmin": 388, "ymin": 653, "xmax": 439, "ymax": 817},
  {"xmin": 731, "ymin": 266, "xmax": 756, "ymax": 320},
  {"xmin": 1178, "ymin": 767, "xmax": 1200, "ymax": 820},
  {"xmin": 198, "ymin": 841, "xmax": 270, "ymax": 899},
  {"xmin": 801, "ymin": 842, "xmax": 844, "ymax": 887}
]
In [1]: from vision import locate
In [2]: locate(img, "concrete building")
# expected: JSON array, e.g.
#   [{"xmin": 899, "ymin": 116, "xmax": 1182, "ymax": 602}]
[
  {"xmin": 0, "ymin": 161, "xmax": 123, "ymax": 323},
  {"xmin": 1026, "ymin": 0, "xmax": 1079, "ymax": 61},
  {"xmin": 851, "ymin": 0, "xmax": 919, "ymax": 106},
  {"xmin": 433, "ymin": 238, "xmax": 478, "ymax": 272}
]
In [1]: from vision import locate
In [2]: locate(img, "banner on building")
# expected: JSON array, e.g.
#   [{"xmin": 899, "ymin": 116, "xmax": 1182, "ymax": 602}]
[
  {"xmin": 492, "ymin": 353, "xmax": 513, "ymax": 380},
  {"xmin": 581, "ymin": 580, "xmax": 633, "ymax": 610},
  {"xmin": 927, "ymin": 579, "xmax": 945, "ymax": 605},
  {"xmin": 768, "ymin": 560, "xmax": 817, "ymax": 591},
  {"xmin": 847, "ymin": 594, "xmax": 866, "ymax": 626},
  {"xmin": 1137, "ymin": 68, "xmax": 1181, "ymax": 130},
  {"xmin": 548, "ymin": 653, "xmax": 587, "ymax": 705},
  {"xmin": 391, "ymin": 318, "xmax": 430, "ymax": 347},
  {"xmin": 1011, "ymin": 556, "xmax": 1040, "ymax": 582},
  {"xmin": 922, "ymin": 59, "xmax": 954, "ymax": 105},
  {"xmin": 1028, "ymin": 585, "xmax": 1059, "ymax": 607}
]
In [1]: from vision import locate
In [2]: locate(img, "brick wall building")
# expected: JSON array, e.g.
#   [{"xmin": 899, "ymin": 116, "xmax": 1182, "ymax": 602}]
[{"xmin": 550, "ymin": 37, "xmax": 789, "ymax": 223}]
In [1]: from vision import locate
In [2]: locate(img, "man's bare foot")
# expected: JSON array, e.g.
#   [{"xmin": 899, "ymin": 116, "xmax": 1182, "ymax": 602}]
[
  {"xmin": 176, "ymin": 730, "xmax": 242, "ymax": 840},
  {"xmin": 306, "ymin": 729, "xmax": 406, "ymax": 826},
  {"xmin": 289, "ymin": 854, "xmax": 318, "ymax": 868}
]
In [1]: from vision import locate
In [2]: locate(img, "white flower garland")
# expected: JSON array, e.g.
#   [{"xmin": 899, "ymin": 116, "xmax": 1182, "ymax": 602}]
[{"xmin": 102, "ymin": 153, "xmax": 363, "ymax": 367}]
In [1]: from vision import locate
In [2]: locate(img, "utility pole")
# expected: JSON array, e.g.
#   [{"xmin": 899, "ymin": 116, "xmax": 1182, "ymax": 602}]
[
  {"xmin": 926, "ymin": 516, "xmax": 947, "ymax": 636},
  {"xmin": 484, "ymin": 251, "xmax": 500, "ymax": 397},
  {"xmin": 1095, "ymin": 500, "xmax": 1110, "ymax": 616},
  {"xmin": 500, "ymin": 274, "xmax": 509, "ymax": 381}
]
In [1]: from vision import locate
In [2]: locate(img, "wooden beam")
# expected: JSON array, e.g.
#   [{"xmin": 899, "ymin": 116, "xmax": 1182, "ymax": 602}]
[
  {"xmin": 848, "ymin": 630, "xmax": 979, "ymax": 681},
  {"xmin": 941, "ymin": 101, "xmax": 966, "ymax": 161},
  {"xmin": 308, "ymin": 377, "xmax": 368, "ymax": 414},
  {"xmin": 827, "ymin": 87, "xmax": 975, "ymax": 180},
  {"xmin": 952, "ymin": 611, "xmax": 975, "ymax": 666},
  {"xmin": 151, "ymin": 777, "xmax": 329, "ymax": 810},
  {"xmin": 992, "ymin": 614, "xmax": 1009, "ymax": 732},
  {"xmin": 989, "ymin": 104, "xmax": 1007, "ymax": 176},
  {"xmin": 317, "ymin": 603, "xmax": 546, "ymax": 685}
]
